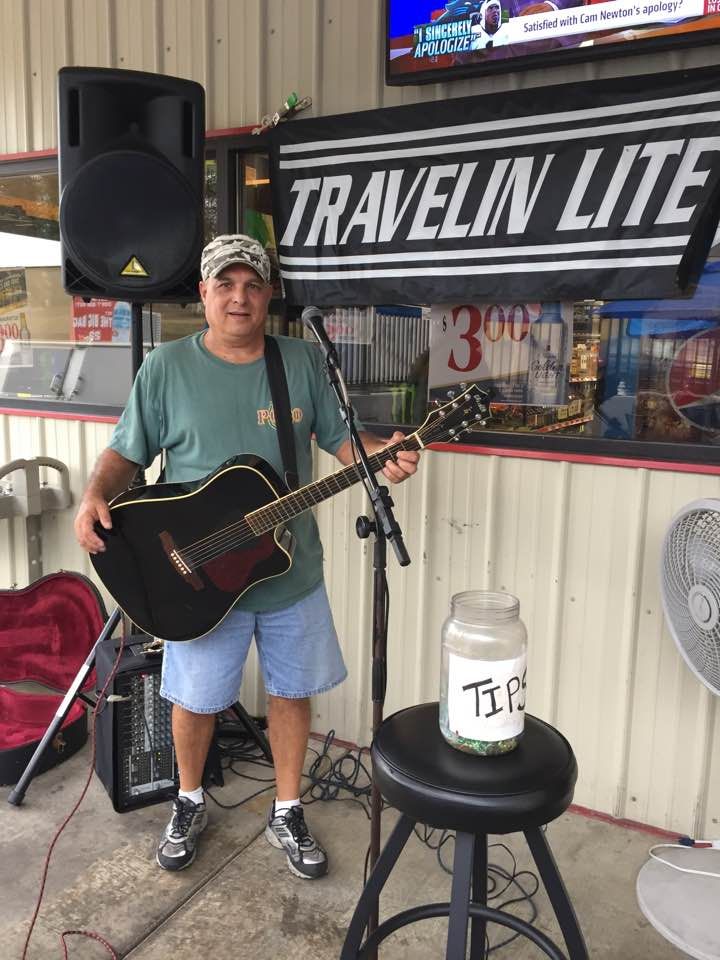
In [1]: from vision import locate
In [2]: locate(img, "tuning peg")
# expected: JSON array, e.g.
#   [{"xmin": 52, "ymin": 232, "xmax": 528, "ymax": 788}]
[
  {"xmin": 449, "ymin": 428, "xmax": 456, "ymax": 436},
  {"xmin": 446, "ymin": 389, "xmax": 456, "ymax": 399}
]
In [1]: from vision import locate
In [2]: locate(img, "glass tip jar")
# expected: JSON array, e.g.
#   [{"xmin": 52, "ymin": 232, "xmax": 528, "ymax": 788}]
[{"xmin": 439, "ymin": 591, "xmax": 527, "ymax": 756}]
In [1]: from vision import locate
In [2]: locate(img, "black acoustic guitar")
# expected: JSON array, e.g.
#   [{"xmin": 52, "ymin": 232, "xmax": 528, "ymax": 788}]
[{"xmin": 90, "ymin": 385, "xmax": 489, "ymax": 641}]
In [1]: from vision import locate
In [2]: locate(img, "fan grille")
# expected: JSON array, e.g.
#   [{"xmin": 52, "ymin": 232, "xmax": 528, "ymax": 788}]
[{"xmin": 662, "ymin": 502, "xmax": 720, "ymax": 696}]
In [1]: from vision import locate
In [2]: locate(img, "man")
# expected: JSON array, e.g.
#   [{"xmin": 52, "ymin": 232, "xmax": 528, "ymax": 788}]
[
  {"xmin": 470, "ymin": 0, "xmax": 508, "ymax": 49},
  {"xmin": 74, "ymin": 234, "xmax": 419, "ymax": 879}
]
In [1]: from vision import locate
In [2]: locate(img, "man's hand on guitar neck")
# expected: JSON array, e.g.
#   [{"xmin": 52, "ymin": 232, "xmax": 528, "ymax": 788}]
[
  {"xmin": 74, "ymin": 448, "xmax": 139, "ymax": 554},
  {"xmin": 335, "ymin": 431, "xmax": 420, "ymax": 484}
]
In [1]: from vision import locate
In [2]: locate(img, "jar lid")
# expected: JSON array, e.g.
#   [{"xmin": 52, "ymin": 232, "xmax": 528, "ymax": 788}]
[{"xmin": 450, "ymin": 591, "xmax": 519, "ymax": 624}]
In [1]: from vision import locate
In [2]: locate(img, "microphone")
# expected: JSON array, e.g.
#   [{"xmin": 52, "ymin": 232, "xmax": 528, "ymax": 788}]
[{"xmin": 301, "ymin": 306, "xmax": 339, "ymax": 364}]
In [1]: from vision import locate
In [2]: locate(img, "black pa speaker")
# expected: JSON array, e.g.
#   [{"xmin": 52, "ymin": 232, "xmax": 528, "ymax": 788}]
[{"xmin": 58, "ymin": 67, "xmax": 205, "ymax": 302}]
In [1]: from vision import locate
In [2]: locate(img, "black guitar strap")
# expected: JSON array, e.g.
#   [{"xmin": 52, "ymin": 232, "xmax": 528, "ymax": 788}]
[{"xmin": 264, "ymin": 334, "xmax": 299, "ymax": 491}]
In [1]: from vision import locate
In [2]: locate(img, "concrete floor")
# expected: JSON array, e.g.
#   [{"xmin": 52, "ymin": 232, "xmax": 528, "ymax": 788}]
[{"xmin": 2, "ymin": 736, "xmax": 686, "ymax": 960}]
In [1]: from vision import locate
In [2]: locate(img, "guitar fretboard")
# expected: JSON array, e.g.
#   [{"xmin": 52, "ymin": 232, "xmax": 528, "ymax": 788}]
[{"xmin": 245, "ymin": 435, "xmax": 421, "ymax": 535}]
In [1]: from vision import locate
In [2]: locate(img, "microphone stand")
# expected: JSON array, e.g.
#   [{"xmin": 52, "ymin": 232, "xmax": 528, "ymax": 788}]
[{"xmin": 309, "ymin": 324, "xmax": 410, "ymax": 954}]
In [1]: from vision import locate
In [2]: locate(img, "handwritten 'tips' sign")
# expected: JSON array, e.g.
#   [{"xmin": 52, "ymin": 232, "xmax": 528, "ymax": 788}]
[{"xmin": 447, "ymin": 652, "xmax": 527, "ymax": 743}]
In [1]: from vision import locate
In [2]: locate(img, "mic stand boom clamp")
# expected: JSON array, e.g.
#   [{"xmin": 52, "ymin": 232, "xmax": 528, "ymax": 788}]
[{"xmin": 302, "ymin": 308, "xmax": 410, "ymax": 953}]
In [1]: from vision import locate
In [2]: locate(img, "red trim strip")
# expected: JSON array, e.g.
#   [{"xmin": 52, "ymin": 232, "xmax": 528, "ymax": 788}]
[
  {"xmin": 1, "ymin": 148, "xmax": 57, "ymax": 162},
  {"xmin": 206, "ymin": 124, "xmax": 257, "ymax": 139},
  {"xmin": 568, "ymin": 803, "xmax": 680, "ymax": 840},
  {"xmin": 0, "ymin": 407, "xmax": 118, "ymax": 424},
  {"xmin": 0, "ymin": 411, "xmax": 716, "ymax": 471},
  {"xmin": 429, "ymin": 442, "xmax": 719, "ymax": 475},
  {"xmin": 0, "ymin": 126, "xmax": 258, "ymax": 164}
]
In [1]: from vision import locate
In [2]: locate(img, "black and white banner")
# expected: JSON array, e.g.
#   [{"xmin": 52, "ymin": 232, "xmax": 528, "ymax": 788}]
[{"xmin": 269, "ymin": 66, "xmax": 720, "ymax": 306}]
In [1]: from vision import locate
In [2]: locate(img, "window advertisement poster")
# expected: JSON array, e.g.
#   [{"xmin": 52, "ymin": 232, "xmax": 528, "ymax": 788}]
[
  {"xmin": 0, "ymin": 269, "xmax": 31, "ymax": 364},
  {"xmin": 71, "ymin": 298, "xmax": 131, "ymax": 343},
  {"xmin": 429, "ymin": 301, "xmax": 573, "ymax": 405}
]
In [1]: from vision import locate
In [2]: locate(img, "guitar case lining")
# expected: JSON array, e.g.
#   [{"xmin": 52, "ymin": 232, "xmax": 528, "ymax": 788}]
[{"xmin": 0, "ymin": 571, "xmax": 107, "ymax": 786}]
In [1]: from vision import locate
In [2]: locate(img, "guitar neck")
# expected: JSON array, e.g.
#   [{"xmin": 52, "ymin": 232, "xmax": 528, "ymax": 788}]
[{"xmin": 247, "ymin": 434, "xmax": 422, "ymax": 534}]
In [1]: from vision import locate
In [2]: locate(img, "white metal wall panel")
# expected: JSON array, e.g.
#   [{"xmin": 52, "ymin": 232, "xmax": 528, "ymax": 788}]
[
  {"xmin": 265, "ymin": 0, "xmax": 320, "ymax": 128},
  {"xmin": 68, "ymin": 0, "xmax": 112, "ymax": 69},
  {"xmin": 160, "ymin": 0, "xmax": 210, "ymax": 91},
  {"xmin": 113, "ymin": 0, "xmax": 161, "ymax": 73},
  {"xmin": 627, "ymin": 469, "xmax": 720, "ymax": 836},
  {"xmin": 209, "ymin": 0, "xmax": 265, "ymax": 130},
  {"xmin": 311, "ymin": 445, "xmax": 720, "ymax": 837},
  {"xmin": 0, "ymin": 0, "xmax": 30, "ymax": 154},
  {"xmin": 0, "ymin": 0, "xmax": 718, "ymax": 150},
  {"xmin": 2, "ymin": 417, "xmax": 720, "ymax": 834},
  {"xmin": 26, "ymin": 0, "xmax": 71, "ymax": 149}
]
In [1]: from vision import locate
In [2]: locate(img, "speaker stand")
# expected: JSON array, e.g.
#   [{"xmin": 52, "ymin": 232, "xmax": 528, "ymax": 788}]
[{"xmin": 225, "ymin": 701, "xmax": 273, "ymax": 763}]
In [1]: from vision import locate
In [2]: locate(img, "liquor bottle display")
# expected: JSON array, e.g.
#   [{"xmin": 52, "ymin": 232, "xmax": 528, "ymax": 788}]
[{"xmin": 526, "ymin": 302, "xmax": 567, "ymax": 406}]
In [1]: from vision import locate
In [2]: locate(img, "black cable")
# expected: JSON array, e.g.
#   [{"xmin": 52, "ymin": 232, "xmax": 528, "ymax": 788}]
[
  {"xmin": 201, "ymin": 708, "xmax": 277, "ymax": 808},
  {"xmin": 297, "ymin": 730, "xmax": 541, "ymax": 955},
  {"xmin": 199, "ymin": 710, "xmax": 541, "ymax": 955},
  {"xmin": 204, "ymin": 782, "xmax": 276, "ymax": 810}
]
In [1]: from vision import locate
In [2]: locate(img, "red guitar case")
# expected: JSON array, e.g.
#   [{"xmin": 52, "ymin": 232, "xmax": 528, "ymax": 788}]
[{"xmin": 0, "ymin": 571, "xmax": 107, "ymax": 786}]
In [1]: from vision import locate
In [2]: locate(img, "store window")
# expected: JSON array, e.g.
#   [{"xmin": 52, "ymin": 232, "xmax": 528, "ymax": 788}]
[
  {"xmin": 0, "ymin": 156, "xmax": 216, "ymax": 413},
  {"xmin": 225, "ymin": 142, "xmax": 292, "ymax": 335},
  {"xmin": 219, "ymin": 139, "xmax": 720, "ymax": 461},
  {"xmin": 4, "ymin": 139, "xmax": 720, "ymax": 464},
  {"xmin": 423, "ymin": 251, "xmax": 720, "ymax": 452}
]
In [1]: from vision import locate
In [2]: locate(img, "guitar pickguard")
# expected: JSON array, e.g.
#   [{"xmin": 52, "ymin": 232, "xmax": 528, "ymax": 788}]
[{"xmin": 201, "ymin": 530, "xmax": 280, "ymax": 592}]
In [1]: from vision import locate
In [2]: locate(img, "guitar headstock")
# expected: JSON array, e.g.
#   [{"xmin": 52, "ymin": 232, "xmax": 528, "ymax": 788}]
[{"xmin": 417, "ymin": 383, "xmax": 491, "ymax": 446}]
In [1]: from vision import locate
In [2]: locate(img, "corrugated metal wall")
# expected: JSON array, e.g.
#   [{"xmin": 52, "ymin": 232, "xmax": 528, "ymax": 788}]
[
  {"xmin": 1, "ymin": 0, "xmax": 719, "ymax": 836},
  {"xmin": 1, "ymin": 0, "xmax": 718, "ymax": 152},
  {"xmin": 3, "ymin": 415, "xmax": 719, "ymax": 838}
]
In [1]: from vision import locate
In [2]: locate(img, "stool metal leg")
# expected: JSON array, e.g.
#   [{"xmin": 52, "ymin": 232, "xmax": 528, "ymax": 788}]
[
  {"xmin": 524, "ymin": 827, "xmax": 589, "ymax": 960},
  {"xmin": 446, "ymin": 831, "xmax": 475, "ymax": 960},
  {"xmin": 357, "ymin": 903, "xmax": 568, "ymax": 960},
  {"xmin": 470, "ymin": 833, "xmax": 488, "ymax": 959},
  {"xmin": 340, "ymin": 813, "xmax": 415, "ymax": 960}
]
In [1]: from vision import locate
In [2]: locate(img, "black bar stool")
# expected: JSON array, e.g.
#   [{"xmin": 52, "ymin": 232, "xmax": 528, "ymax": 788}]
[{"xmin": 341, "ymin": 702, "xmax": 588, "ymax": 960}]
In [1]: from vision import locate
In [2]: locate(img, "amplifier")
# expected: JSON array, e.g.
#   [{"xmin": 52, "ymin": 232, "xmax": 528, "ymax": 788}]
[{"xmin": 94, "ymin": 635, "xmax": 178, "ymax": 812}]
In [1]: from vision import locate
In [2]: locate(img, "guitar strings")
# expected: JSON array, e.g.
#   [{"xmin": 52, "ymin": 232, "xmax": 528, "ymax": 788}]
[
  {"xmin": 181, "ymin": 416, "xmax": 465, "ymax": 565},
  {"xmin": 178, "ymin": 399, "xmax": 477, "ymax": 567},
  {"xmin": 180, "ymin": 443, "xmax": 403, "ymax": 561},
  {"xmin": 181, "ymin": 438, "xmax": 415, "ymax": 566}
]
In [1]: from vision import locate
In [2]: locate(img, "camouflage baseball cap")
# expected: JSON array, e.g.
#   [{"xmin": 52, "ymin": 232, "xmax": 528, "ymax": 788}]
[{"xmin": 200, "ymin": 234, "xmax": 272, "ymax": 284}]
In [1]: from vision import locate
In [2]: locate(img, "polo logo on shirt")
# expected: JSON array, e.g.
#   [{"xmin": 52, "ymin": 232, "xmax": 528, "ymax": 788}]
[{"xmin": 257, "ymin": 403, "xmax": 304, "ymax": 428}]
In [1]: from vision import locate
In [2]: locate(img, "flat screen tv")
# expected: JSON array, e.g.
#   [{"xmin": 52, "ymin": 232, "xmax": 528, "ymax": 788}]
[{"xmin": 386, "ymin": 0, "xmax": 720, "ymax": 84}]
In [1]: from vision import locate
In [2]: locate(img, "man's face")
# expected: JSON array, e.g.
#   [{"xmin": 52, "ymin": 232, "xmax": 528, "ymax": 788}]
[
  {"xmin": 199, "ymin": 263, "xmax": 272, "ymax": 346},
  {"xmin": 485, "ymin": 3, "xmax": 501, "ymax": 32}
]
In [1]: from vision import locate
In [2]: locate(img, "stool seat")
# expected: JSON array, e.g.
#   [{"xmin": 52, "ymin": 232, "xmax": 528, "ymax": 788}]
[{"xmin": 373, "ymin": 702, "xmax": 577, "ymax": 834}]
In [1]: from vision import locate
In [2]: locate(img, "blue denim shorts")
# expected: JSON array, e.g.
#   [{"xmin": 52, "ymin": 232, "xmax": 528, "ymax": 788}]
[{"xmin": 159, "ymin": 581, "xmax": 347, "ymax": 713}]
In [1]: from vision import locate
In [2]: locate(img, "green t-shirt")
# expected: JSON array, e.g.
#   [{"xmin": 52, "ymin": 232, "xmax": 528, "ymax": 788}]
[{"xmin": 109, "ymin": 332, "xmax": 355, "ymax": 611}]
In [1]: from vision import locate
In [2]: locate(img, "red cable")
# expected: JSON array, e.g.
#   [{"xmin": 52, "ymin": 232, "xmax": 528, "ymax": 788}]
[
  {"xmin": 61, "ymin": 930, "xmax": 118, "ymax": 959},
  {"xmin": 21, "ymin": 633, "xmax": 128, "ymax": 960}
]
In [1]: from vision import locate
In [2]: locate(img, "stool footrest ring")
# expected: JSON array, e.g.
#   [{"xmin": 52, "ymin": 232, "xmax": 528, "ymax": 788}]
[{"xmin": 354, "ymin": 901, "xmax": 569, "ymax": 960}]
